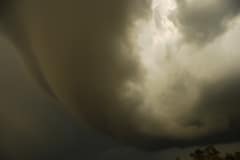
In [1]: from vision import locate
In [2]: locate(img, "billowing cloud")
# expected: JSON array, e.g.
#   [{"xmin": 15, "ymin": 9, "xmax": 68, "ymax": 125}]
[
  {"xmin": 1, "ymin": 0, "xmax": 240, "ymax": 149},
  {"xmin": 131, "ymin": 0, "xmax": 240, "ymax": 148}
]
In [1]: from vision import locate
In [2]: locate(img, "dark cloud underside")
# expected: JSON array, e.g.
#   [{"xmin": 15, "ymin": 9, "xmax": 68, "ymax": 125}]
[
  {"xmin": 1, "ymin": 0, "xmax": 152, "ymax": 143},
  {"xmin": 172, "ymin": 0, "xmax": 240, "ymax": 44}
]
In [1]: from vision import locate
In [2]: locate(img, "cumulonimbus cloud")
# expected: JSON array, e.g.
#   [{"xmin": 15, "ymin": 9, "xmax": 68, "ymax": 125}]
[
  {"xmin": 1, "ymin": 0, "xmax": 152, "ymax": 143},
  {"xmin": 1, "ymin": 0, "xmax": 240, "ymax": 149}
]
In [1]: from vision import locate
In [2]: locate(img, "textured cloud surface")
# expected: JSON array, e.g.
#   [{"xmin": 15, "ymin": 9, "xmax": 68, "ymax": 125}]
[
  {"xmin": 2, "ymin": 0, "xmax": 240, "ymax": 148},
  {"xmin": 134, "ymin": 0, "xmax": 240, "ymax": 146},
  {"xmin": 172, "ymin": 0, "xmax": 240, "ymax": 44}
]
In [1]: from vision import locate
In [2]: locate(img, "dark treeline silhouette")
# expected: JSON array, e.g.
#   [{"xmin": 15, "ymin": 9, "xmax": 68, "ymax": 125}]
[{"xmin": 177, "ymin": 146, "xmax": 240, "ymax": 160}]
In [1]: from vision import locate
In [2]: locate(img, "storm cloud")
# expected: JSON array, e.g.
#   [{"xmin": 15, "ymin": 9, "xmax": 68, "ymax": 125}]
[
  {"xmin": 1, "ymin": 0, "xmax": 240, "ymax": 149},
  {"xmin": 1, "ymin": 0, "xmax": 152, "ymax": 143},
  {"xmin": 172, "ymin": 0, "xmax": 240, "ymax": 44},
  {"xmin": 132, "ymin": 0, "xmax": 240, "ymax": 147}
]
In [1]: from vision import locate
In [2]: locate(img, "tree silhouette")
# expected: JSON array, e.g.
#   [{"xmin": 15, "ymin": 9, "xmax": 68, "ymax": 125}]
[
  {"xmin": 190, "ymin": 149, "xmax": 205, "ymax": 160},
  {"xmin": 177, "ymin": 146, "xmax": 240, "ymax": 160}
]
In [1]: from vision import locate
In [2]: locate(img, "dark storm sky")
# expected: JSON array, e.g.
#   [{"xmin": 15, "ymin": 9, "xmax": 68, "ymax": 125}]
[
  {"xmin": 3, "ymin": 0, "xmax": 240, "ymax": 144},
  {"xmin": 0, "ymin": 29, "xmax": 239, "ymax": 160},
  {"xmin": 1, "ymin": 0, "xmax": 240, "ymax": 159},
  {"xmin": 0, "ymin": 24, "xmax": 240, "ymax": 160}
]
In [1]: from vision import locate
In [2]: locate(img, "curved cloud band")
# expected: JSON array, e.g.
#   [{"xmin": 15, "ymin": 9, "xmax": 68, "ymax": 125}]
[{"xmin": 1, "ymin": 0, "xmax": 240, "ymax": 149}]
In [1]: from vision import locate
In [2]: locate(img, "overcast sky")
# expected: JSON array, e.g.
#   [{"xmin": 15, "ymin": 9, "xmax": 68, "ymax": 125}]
[{"xmin": 1, "ymin": 0, "xmax": 240, "ymax": 159}]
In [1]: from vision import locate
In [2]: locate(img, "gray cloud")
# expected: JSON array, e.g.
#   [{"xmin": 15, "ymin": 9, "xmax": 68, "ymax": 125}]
[
  {"xmin": 0, "ymin": 36, "xmax": 122, "ymax": 160},
  {"xmin": 1, "ymin": 0, "xmax": 152, "ymax": 144},
  {"xmin": 188, "ymin": 74, "xmax": 240, "ymax": 135},
  {"xmin": 2, "ymin": 0, "xmax": 240, "ymax": 150},
  {"xmin": 130, "ymin": 0, "xmax": 240, "ymax": 148},
  {"xmin": 172, "ymin": 0, "xmax": 240, "ymax": 44}
]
